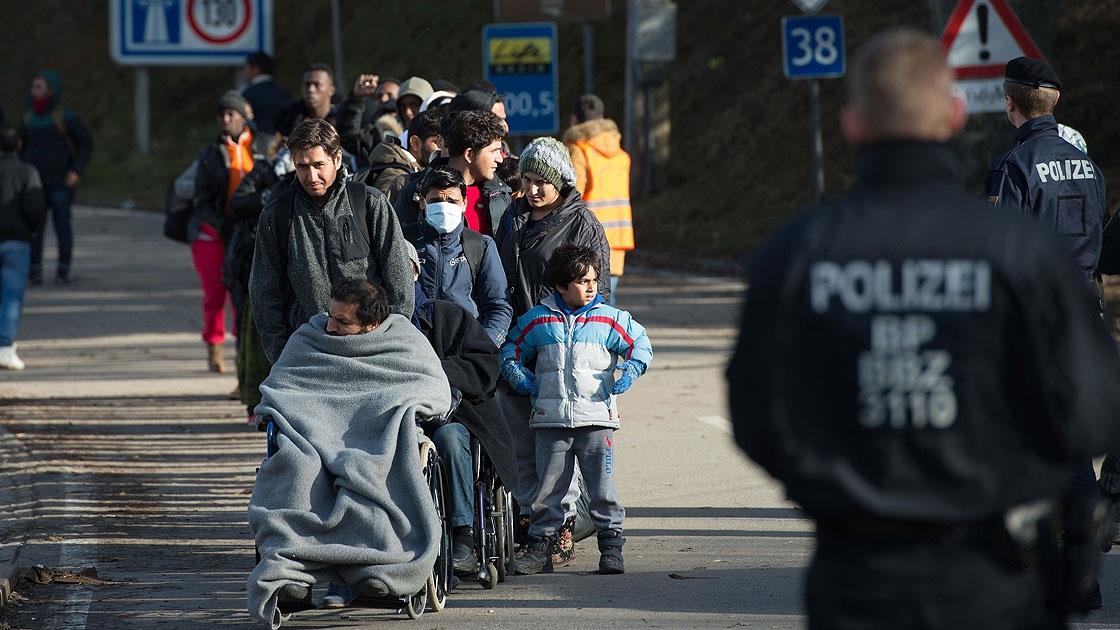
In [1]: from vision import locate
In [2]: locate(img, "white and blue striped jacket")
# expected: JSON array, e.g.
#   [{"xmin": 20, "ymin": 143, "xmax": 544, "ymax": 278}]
[{"xmin": 502, "ymin": 293, "xmax": 653, "ymax": 429}]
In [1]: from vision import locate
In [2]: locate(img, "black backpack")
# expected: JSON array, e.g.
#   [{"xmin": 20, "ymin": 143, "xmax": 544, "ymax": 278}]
[{"xmin": 163, "ymin": 180, "xmax": 192, "ymax": 244}]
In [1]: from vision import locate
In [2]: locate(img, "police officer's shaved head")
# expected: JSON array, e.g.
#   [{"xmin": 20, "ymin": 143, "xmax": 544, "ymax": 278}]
[{"xmin": 843, "ymin": 29, "xmax": 965, "ymax": 143}]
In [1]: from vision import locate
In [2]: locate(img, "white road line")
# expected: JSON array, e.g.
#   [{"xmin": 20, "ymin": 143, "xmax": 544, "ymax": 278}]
[
  {"xmin": 41, "ymin": 480, "xmax": 92, "ymax": 630},
  {"xmin": 697, "ymin": 415, "xmax": 733, "ymax": 434}
]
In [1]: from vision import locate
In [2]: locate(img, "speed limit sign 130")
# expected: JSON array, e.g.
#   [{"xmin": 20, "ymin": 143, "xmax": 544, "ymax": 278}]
[{"xmin": 781, "ymin": 15, "xmax": 845, "ymax": 79}]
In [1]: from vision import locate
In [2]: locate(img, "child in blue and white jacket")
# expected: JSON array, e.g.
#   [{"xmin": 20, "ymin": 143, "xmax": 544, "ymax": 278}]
[{"xmin": 500, "ymin": 244, "xmax": 653, "ymax": 576}]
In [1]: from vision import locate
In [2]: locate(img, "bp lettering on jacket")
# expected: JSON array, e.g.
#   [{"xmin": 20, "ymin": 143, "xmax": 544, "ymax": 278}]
[{"xmin": 809, "ymin": 259, "xmax": 993, "ymax": 431}]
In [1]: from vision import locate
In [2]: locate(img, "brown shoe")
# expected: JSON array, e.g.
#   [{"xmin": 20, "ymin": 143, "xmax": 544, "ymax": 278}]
[{"xmin": 207, "ymin": 343, "xmax": 225, "ymax": 373}]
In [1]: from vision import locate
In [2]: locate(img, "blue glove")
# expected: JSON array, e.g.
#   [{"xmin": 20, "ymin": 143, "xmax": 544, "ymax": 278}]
[
  {"xmin": 611, "ymin": 360, "xmax": 642, "ymax": 395},
  {"xmin": 501, "ymin": 359, "xmax": 538, "ymax": 396}
]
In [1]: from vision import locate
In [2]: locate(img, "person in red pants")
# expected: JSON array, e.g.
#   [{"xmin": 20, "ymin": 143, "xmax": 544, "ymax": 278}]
[{"xmin": 188, "ymin": 91, "xmax": 270, "ymax": 372}]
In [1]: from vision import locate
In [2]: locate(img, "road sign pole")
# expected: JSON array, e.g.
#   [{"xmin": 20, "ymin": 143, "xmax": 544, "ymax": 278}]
[
  {"xmin": 809, "ymin": 79, "xmax": 823, "ymax": 202},
  {"xmin": 330, "ymin": 0, "xmax": 345, "ymax": 90},
  {"xmin": 583, "ymin": 20, "xmax": 595, "ymax": 96},
  {"xmin": 135, "ymin": 67, "xmax": 151, "ymax": 155}
]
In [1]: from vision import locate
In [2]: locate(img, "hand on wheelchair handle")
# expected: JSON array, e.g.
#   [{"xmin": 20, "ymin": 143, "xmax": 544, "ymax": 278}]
[{"xmin": 501, "ymin": 359, "xmax": 538, "ymax": 396}]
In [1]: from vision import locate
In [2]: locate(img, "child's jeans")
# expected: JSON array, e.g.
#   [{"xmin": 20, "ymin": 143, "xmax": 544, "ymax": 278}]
[{"xmin": 528, "ymin": 426, "xmax": 624, "ymax": 539}]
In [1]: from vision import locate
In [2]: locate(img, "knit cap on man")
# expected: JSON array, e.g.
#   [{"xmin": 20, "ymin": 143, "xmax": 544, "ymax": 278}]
[
  {"xmin": 216, "ymin": 90, "xmax": 251, "ymax": 120},
  {"xmin": 519, "ymin": 137, "xmax": 576, "ymax": 190}
]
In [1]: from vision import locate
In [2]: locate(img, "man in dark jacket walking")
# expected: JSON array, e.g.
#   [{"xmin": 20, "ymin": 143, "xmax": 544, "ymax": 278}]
[
  {"xmin": 728, "ymin": 30, "xmax": 1120, "ymax": 628},
  {"xmin": 410, "ymin": 166, "xmax": 511, "ymax": 345},
  {"xmin": 0, "ymin": 124, "xmax": 46, "ymax": 370},
  {"xmin": 240, "ymin": 52, "xmax": 291, "ymax": 137},
  {"xmin": 250, "ymin": 119, "xmax": 415, "ymax": 364},
  {"xmin": 20, "ymin": 70, "xmax": 92, "ymax": 286}
]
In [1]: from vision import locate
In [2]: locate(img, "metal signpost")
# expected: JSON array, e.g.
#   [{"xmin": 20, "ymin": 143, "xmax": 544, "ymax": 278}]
[
  {"xmin": 482, "ymin": 22, "xmax": 560, "ymax": 136},
  {"xmin": 781, "ymin": 9, "xmax": 844, "ymax": 203},
  {"xmin": 110, "ymin": 0, "xmax": 274, "ymax": 153}
]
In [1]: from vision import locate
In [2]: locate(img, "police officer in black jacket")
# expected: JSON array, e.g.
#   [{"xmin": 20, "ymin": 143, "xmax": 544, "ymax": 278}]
[
  {"xmin": 986, "ymin": 57, "xmax": 1107, "ymax": 281},
  {"xmin": 727, "ymin": 30, "xmax": 1120, "ymax": 629}
]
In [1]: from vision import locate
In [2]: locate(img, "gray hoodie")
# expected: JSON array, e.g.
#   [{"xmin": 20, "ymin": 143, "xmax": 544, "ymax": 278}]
[{"xmin": 250, "ymin": 179, "xmax": 415, "ymax": 363}]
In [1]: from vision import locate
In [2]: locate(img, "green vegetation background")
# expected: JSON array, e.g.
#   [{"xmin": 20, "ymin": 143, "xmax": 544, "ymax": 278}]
[{"xmin": 2, "ymin": 1, "xmax": 1116, "ymax": 259}]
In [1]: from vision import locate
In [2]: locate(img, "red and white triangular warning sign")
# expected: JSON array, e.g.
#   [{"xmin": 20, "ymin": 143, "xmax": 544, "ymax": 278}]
[{"xmin": 940, "ymin": 0, "xmax": 1045, "ymax": 79}]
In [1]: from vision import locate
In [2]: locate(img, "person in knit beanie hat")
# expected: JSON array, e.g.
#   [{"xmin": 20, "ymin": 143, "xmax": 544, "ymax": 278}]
[{"xmin": 519, "ymin": 137, "xmax": 577, "ymax": 192}]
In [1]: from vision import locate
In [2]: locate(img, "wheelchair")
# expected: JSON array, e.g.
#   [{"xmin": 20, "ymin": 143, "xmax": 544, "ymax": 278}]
[
  {"xmin": 469, "ymin": 435, "xmax": 516, "ymax": 588},
  {"xmin": 254, "ymin": 413, "xmax": 452, "ymax": 621}
]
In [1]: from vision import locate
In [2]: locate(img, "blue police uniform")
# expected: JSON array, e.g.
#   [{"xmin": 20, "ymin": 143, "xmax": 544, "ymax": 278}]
[
  {"xmin": 729, "ymin": 142, "xmax": 1120, "ymax": 628},
  {"xmin": 985, "ymin": 114, "xmax": 1107, "ymax": 280}
]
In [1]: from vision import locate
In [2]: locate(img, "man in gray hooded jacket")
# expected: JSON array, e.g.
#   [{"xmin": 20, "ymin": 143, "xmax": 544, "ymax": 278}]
[{"xmin": 250, "ymin": 118, "xmax": 414, "ymax": 363}]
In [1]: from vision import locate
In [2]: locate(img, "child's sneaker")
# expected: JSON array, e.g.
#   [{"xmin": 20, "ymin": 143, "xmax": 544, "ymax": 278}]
[
  {"xmin": 597, "ymin": 531, "xmax": 625, "ymax": 575},
  {"xmin": 551, "ymin": 515, "xmax": 576, "ymax": 565},
  {"xmin": 514, "ymin": 535, "xmax": 555, "ymax": 575}
]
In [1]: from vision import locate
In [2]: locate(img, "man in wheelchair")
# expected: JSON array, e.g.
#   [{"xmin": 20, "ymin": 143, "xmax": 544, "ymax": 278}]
[{"xmin": 247, "ymin": 279, "xmax": 452, "ymax": 629}]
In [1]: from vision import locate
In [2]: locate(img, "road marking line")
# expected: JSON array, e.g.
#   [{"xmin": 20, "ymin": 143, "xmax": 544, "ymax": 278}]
[
  {"xmin": 698, "ymin": 415, "xmax": 733, "ymax": 434},
  {"xmin": 41, "ymin": 480, "xmax": 92, "ymax": 630}
]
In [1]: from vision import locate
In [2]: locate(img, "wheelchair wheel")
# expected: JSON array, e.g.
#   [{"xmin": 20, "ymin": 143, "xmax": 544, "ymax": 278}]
[
  {"xmin": 494, "ymin": 488, "xmax": 514, "ymax": 582},
  {"xmin": 405, "ymin": 588, "xmax": 427, "ymax": 620},
  {"xmin": 422, "ymin": 442, "xmax": 450, "ymax": 612}
]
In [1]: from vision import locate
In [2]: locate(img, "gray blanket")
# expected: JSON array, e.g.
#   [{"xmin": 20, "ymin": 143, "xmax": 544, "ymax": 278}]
[{"xmin": 247, "ymin": 313, "xmax": 451, "ymax": 628}]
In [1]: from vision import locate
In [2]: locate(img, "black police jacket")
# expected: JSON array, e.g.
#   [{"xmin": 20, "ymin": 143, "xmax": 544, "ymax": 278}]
[
  {"xmin": 985, "ymin": 115, "xmax": 1106, "ymax": 279},
  {"xmin": 728, "ymin": 142, "xmax": 1120, "ymax": 523}
]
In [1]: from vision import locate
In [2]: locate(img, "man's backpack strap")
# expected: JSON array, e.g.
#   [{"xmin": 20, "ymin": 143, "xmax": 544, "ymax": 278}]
[
  {"xmin": 460, "ymin": 228, "xmax": 485, "ymax": 287},
  {"xmin": 345, "ymin": 181, "xmax": 373, "ymax": 250}
]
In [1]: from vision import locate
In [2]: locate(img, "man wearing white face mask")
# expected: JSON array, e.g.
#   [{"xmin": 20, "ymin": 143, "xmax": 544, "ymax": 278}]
[{"xmin": 404, "ymin": 165, "xmax": 511, "ymax": 346}]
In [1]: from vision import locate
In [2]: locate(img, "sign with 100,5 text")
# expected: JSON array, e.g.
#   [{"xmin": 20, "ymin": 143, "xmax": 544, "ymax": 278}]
[{"xmin": 482, "ymin": 22, "xmax": 559, "ymax": 136}]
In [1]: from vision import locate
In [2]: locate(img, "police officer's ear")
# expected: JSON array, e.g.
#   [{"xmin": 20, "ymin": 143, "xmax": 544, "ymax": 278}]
[
  {"xmin": 840, "ymin": 105, "xmax": 868, "ymax": 145},
  {"xmin": 947, "ymin": 95, "xmax": 967, "ymax": 137}
]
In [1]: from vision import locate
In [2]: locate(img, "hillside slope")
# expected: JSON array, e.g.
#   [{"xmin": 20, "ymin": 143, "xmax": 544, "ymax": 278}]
[{"xmin": 1, "ymin": 1, "xmax": 1116, "ymax": 259}]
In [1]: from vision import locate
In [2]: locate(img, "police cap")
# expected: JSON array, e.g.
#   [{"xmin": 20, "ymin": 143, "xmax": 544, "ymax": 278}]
[{"xmin": 1004, "ymin": 57, "xmax": 1062, "ymax": 90}]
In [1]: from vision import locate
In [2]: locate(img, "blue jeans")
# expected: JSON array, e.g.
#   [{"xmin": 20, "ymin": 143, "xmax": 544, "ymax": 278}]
[
  {"xmin": 31, "ymin": 184, "xmax": 73, "ymax": 275},
  {"xmin": 0, "ymin": 241, "xmax": 31, "ymax": 346},
  {"xmin": 431, "ymin": 423, "xmax": 473, "ymax": 528}
]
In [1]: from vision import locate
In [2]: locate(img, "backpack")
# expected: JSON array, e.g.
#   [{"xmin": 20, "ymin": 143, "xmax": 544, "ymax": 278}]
[
  {"xmin": 402, "ymin": 221, "xmax": 486, "ymax": 286},
  {"xmin": 163, "ymin": 159, "xmax": 199, "ymax": 244},
  {"xmin": 273, "ymin": 180, "xmax": 371, "ymax": 282}
]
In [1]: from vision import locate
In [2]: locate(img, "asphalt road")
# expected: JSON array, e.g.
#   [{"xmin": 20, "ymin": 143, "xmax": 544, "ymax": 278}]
[{"xmin": 0, "ymin": 206, "xmax": 1117, "ymax": 629}]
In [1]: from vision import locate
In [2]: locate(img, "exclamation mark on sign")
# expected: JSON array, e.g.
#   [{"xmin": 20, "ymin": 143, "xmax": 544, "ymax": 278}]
[{"xmin": 977, "ymin": 2, "xmax": 990, "ymax": 61}]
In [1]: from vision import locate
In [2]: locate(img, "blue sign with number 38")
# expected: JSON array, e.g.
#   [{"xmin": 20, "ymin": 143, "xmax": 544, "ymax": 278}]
[{"xmin": 782, "ymin": 15, "xmax": 845, "ymax": 79}]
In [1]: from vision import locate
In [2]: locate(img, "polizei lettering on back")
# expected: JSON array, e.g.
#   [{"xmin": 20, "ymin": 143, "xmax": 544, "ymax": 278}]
[
  {"xmin": 810, "ymin": 259, "xmax": 992, "ymax": 314},
  {"xmin": 809, "ymin": 259, "xmax": 993, "ymax": 431},
  {"xmin": 1035, "ymin": 159, "xmax": 1094, "ymax": 184}
]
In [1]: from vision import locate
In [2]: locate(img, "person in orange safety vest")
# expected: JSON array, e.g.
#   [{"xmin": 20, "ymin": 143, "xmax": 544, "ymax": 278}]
[{"xmin": 563, "ymin": 95, "xmax": 633, "ymax": 304}]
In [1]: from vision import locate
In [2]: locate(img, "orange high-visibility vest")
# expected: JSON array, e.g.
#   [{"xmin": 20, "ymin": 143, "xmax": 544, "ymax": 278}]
[{"xmin": 578, "ymin": 142, "xmax": 634, "ymax": 254}]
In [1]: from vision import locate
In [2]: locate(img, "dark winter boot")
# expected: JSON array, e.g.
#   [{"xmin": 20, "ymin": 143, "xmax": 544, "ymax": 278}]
[
  {"xmin": 597, "ymin": 530, "xmax": 625, "ymax": 575},
  {"xmin": 452, "ymin": 525, "xmax": 479, "ymax": 573},
  {"xmin": 514, "ymin": 535, "xmax": 555, "ymax": 575}
]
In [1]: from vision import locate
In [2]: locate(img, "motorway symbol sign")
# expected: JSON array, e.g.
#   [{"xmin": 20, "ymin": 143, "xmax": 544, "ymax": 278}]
[
  {"xmin": 482, "ymin": 22, "xmax": 560, "ymax": 136},
  {"xmin": 782, "ymin": 15, "xmax": 845, "ymax": 80},
  {"xmin": 940, "ymin": 0, "xmax": 1044, "ymax": 113},
  {"xmin": 111, "ymin": 0, "xmax": 273, "ymax": 66},
  {"xmin": 790, "ymin": 0, "xmax": 828, "ymax": 15}
]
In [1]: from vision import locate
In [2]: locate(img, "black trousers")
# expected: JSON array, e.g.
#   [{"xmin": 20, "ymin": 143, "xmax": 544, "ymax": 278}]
[{"xmin": 808, "ymin": 535, "xmax": 1061, "ymax": 630}]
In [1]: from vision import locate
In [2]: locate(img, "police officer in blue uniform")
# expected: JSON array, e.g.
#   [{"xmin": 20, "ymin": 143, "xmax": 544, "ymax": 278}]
[
  {"xmin": 727, "ymin": 30, "xmax": 1120, "ymax": 629},
  {"xmin": 985, "ymin": 57, "xmax": 1107, "ymax": 281},
  {"xmin": 987, "ymin": 56, "xmax": 1110, "ymax": 608}
]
